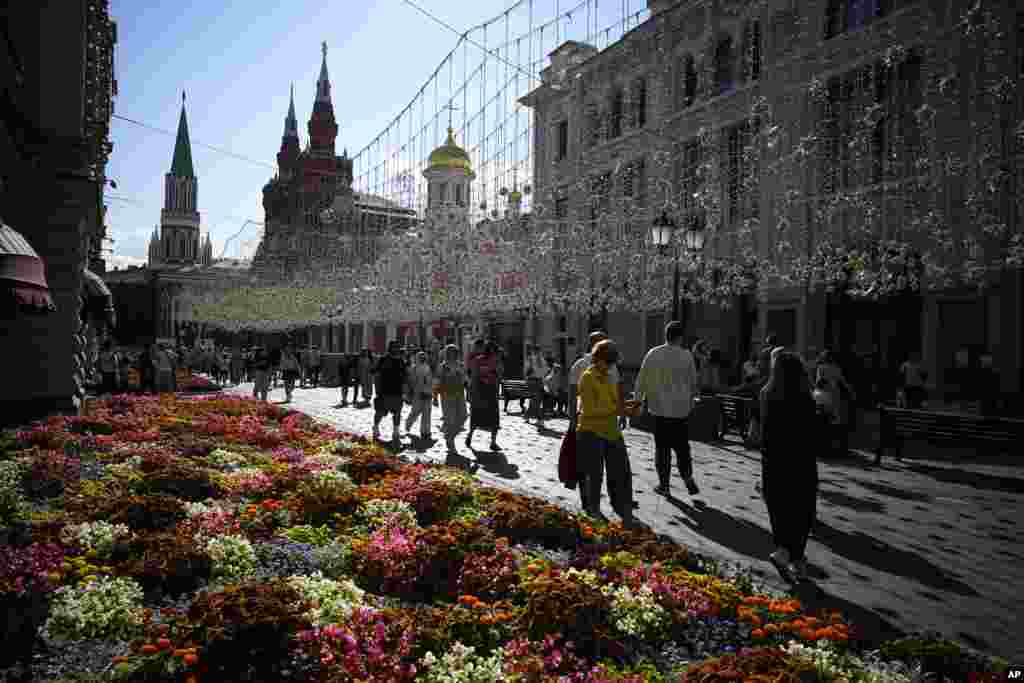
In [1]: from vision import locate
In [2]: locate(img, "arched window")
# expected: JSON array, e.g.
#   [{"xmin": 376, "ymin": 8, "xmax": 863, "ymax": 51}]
[
  {"xmin": 455, "ymin": 183, "xmax": 463, "ymax": 206},
  {"xmin": 439, "ymin": 182, "xmax": 448, "ymax": 203},
  {"xmin": 680, "ymin": 54, "xmax": 697, "ymax": 108},
  {"xmin": 715, "ymin": 36, "xmax": 734, "ymax": 95}
]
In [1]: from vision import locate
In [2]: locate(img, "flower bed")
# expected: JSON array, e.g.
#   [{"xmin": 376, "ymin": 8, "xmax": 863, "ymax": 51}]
[
  {"xmin": 0, "ymin": 394, "xmax": 1011, "ymax": 682},
  {"xmin": 177, "ymin": 374, "xmax": 221, "ymax": 394}
]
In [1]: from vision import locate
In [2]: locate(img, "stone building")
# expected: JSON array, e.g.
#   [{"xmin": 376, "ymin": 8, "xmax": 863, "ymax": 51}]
[
  {"xmin": 522, "ymin": 0, "xmax": 1023, "ymax": 401},
  {"xmin": 0, "ymin": 0, "xmax": 117, "ymax": 426},
  {"xmin": 254, "ymin": 43, "xmax": 417, "ymax": 283},
  {"xmin": 105, "ymin": 93, "xmax": 243, "ymax": 347}
]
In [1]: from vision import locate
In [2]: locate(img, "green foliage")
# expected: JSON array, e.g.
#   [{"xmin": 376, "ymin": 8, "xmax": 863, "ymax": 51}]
[
  {"xmin": 0, "ymin": 459, "xmax": 28, "ymax": 526},
  {"xmin": 278, "ymin": 523, "xmax": 335, "ymax": 547}
]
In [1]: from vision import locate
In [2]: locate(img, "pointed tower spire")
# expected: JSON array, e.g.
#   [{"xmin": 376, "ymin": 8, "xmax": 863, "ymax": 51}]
[
  {"xmin": 170, "ymin": 91, "xmax": 195, "ymax": 177},
  {"xmin": 316, "ymin": 41, "xmax": 331, "ymax": 104},
  {"xmin": 308, "ymin": 41, "xmax": 338, "ymax": 157},
  {"xmin": 284, "ymin": 83, "xmax": 298, "ymax": 140}
]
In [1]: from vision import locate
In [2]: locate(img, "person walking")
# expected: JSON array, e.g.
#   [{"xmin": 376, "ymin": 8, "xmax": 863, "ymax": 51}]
[
  {"xmin": 634, "ymin": 321, "xmax": 700, "ymax": 497},
  {"xmin": 405, "ymin": 351, "xmax": 435, "ymax": 442},
  {"xmin": 336, "ymin": 353, "xmax": 353, "ymax": 406},
  {"xmin": 816, "ymin": 351, "xmax": 855, "ymax": 454},
  {"xmin": 251, "ymin": 346, "xmax": 271, "ymax": 402},
  {"xmin": 306, "ymin": 345, "xmax": 322, "ymax": 388},
  {"xmin": 98, "ymin": 339, "xmax": 121, "ymax": 395},
  {"xmin": 545, "ymin": 363, "xmax": 564, "ymax": 417},
  {"xmin": 576, "ymin": 340, "xmax": 642, "ymax": 527},
  {"xmin": 280, "ymin": 343, "xmax": 301, "ymax": 402},
  {"xmin": 524, "ymin": 344, "xmax": 549, "ymax": 428},
  {"xmin": 569, "ymin": 331, "xmax": 624, "ymax": 430},
  {"xmin": 465, "ymin": 339, "xmax": 503, "ymax": 451},
  {"xmin": 899, "ymin": 351, "xmax": 928, "ymax": 409},
  {"xmin": 153, "ymin": 343, "xmax": 174, "ymax": 393},
  {"xmin": 434, "ymin": 344, "xmax": 468, "ymax": 454},
  {"xmin": 372, "ymin": 341, "xmax": 409, "ymax": 447},
  {"xmin": 761, "ymin": 351, "xmax": 819, "ymax": 582},
  {"xmin": 357, "ymin": 349, "xmax": 374, "ymax": 405}
]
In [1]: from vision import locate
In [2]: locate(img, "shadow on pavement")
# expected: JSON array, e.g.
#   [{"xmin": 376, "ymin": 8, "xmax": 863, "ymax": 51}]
[
  {"xmin": 818, "ymin": 489, "xmax": 887, "ymax": 514},
  {"xmin": 850, "ymin": 480, "xmax": 934, "ymax": 503},
  {"xmin": 810, "ymin": 521, "xmax": 979, "ymax": 596},
  {"xmin": 470, "ymin": 448, "xmax": 521, "ymax": 480},
  {"xmin": 900, "ymin": 464, "xmax": 1024, "ymax": 494},
  {"xmin": 791, "ymin": 581, "xmax": 906, "ymax": 649},
  {"xmin": 666, "ymin": 498, "xmax": 774, "ymax": 562},
  {"xmin": 444, "ymin": 450, "xmax": 481, "ymax": 475}
]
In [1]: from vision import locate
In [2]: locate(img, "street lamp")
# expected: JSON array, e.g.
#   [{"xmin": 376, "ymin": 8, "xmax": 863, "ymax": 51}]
[{"xmin": 650, "ymin": 210, "xmax": 705, "ymax": 325}]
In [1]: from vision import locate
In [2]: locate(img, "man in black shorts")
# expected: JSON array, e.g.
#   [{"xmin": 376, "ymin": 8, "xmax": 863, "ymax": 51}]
[{"xmin": 372, "ymin": 340, "xmax": 409, "ymax": 446}]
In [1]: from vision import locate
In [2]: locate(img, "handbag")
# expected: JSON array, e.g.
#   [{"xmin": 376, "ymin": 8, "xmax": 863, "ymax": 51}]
[{"xmin": 558, "ymin": 425, "xmax": 578, "ymax": 489}]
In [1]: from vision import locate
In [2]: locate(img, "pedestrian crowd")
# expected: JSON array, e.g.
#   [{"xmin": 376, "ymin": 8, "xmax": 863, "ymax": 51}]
[{"xmin": 91, "ymin": 327, "xmax": 920, "ymax": 586}]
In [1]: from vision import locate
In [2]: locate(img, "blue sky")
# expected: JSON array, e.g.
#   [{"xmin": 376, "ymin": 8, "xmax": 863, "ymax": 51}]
[{"xmin": 105, "ymin": 0, "xmax": 645, "ymax": 268}]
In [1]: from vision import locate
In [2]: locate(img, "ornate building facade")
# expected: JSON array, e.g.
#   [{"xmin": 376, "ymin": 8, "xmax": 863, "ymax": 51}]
[
  {"xmin": 1, "ymin": 0, "xmax": 118, "ymax": 426},
  {"xmin": 253, "ymin": 43, "xmax": 416, "ymax": 282},
  {"xmin": 522, "ymin": 0, "xmax": 1023, "ymax": 401}
]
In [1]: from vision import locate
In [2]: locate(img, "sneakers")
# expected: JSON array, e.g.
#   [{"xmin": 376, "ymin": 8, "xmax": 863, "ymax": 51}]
[
  {"xmin": 685, "ymin": 477, "xmax": 700, "ymax": 495},
  {"xmin": 769, "ymin": 548, "xmax": 795, "ymax": 582}
]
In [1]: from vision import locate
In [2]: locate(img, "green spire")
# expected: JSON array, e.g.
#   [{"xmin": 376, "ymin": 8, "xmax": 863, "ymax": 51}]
[{"xmin": 170, "ymin": 90, "xmax": 195, "ymax": 177}]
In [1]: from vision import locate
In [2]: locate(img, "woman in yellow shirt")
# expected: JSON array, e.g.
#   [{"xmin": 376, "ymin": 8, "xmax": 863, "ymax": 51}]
[{"xmin": 576, "ymin": 340, "xmax": 642, "ymax": 527}]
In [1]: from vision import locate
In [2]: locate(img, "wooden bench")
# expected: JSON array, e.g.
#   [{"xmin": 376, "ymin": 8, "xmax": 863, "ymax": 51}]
[
  {"xmin": 501, "ymin": 379, "xmax": 531, "ymax": 414},
  {"xmin": 716, "ymin": 393, "xmax": 755, "ymax": 440},
  {"xmin": 877, "ymin": 404, "xmax": 1024, "ymax": 464}
]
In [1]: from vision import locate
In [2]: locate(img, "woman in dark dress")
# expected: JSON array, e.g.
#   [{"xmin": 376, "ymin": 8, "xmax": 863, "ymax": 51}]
[
  {"xmin": 761, "ymin": 351, "xmax": 819, "ymax": 582},
  {"xmin": 465, "ymin": 340, "xmax": 502, "ymax": 451},
  {"xmin": 337, "ymin": 354, "xmax": 353, "ymax": 406}
]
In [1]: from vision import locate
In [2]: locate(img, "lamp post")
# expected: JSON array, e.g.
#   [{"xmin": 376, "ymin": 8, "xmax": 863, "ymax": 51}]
[{"xmin": 650, "ymin": 210, "xmax": 706, "ymax": 327}]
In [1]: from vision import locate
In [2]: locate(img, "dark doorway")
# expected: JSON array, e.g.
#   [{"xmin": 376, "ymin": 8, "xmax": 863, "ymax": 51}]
[{"xmin": 492, "ymin": 320, "xmax": 525, "ymax": 378}]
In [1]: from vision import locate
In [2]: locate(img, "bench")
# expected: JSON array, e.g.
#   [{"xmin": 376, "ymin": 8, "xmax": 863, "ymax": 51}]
[
  {"xmin": 501, "ymin": 379, "xmax": 531, "ymax": 414},
  {"xmin": 877, "ymin": 404, "xmax": 1024, "ymax": 464},
  {"xmin": 716, "ymin": 393, "xmax": 755, "ymax": 440}
]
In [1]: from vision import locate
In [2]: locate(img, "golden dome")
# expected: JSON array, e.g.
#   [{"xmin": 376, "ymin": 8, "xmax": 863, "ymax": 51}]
[{"xmin": 428, "ymin": 128, "xmax": 472, "ymax": 173}]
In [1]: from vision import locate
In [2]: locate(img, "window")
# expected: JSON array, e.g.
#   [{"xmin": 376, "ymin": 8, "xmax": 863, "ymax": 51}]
[
  {"xmin": 825, "ymin": 0, "xmax": 887, "ymax": 39},
  {"xmin": 590, "ymin": 172, "xmax": 613, "ymax": 222},
  {"xmin": 455, "ymin": 184, "xmax": 463, "ymax": 206},
  {"xmin": 439, "ymin": 182, "xmax": 448, "ymax": 203},
  {"xmin": 822, "ymin": 77, "xmax": 843, "ymax": 195},
  {"xmin": 586, "ymin": 103, "xmax": 602, "ymax": 147},
  {"xmin": 622, "ymin": 159, "xmax": 646, "ymax": 205},
  {"xmin": 609, "ymin": 90, "xmax": 624, "ymax": 139},
  {"xmin": 630, "ymin": 77, "xmax": 647, "ymax": 129},
  {"xmin": 556, "ymin": 120, "xmax": 569, "ymax": 160},
  {"xmin": 555, "ymin": 196, "xmax": 569, "ymax": 219},
  {"xmin": 742, "ymin": 20, "xmax": 762, "ymax": 83},
  {"xmin": 714, "ymin": 36, "xmax": 734, "ymax": 95},
  {"xmin": 680, "ymin": 55, "xmax": 697, "ymax": 108},
  {"xmin": 678, "ymin": 139, "xmax": 703, "ymax": 212},
  {"xmin": 725, "ymin": 122, "xmax": 754, "ymax": 222},
  {"xmin": 872, "ymin": 61, "xmax": 890, "ymax": 184}
]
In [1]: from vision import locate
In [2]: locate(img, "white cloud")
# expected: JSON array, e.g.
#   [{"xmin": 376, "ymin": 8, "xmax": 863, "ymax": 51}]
[{"xmin": 105, "ymin": 253, "xmax": 148, "ymax": 270}]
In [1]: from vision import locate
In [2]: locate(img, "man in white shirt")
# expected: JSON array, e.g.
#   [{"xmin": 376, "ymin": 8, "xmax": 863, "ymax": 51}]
[{"xmin": 634, "ymin": 321, "xmax": 699, "ymax": 497}]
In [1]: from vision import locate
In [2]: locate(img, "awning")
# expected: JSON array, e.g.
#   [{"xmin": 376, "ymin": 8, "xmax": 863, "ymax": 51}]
[
  {"xmin": 82, "ymin": 268, "xmax": 116, "ymax": 325},
  {"xmin": 0, "ymin": 219, "xmax": 55, "ymax": 314}
]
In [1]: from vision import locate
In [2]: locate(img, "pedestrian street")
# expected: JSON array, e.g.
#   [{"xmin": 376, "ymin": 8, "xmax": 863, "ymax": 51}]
[{"xmin": 225, "ymin": 380, "xmax": 1024, "ymax": 663}]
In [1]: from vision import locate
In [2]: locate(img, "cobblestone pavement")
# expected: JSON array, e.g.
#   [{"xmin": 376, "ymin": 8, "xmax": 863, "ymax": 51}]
[{"xmin": 226, "ymin": 381, "xmax": 1023, "ymax": 661}]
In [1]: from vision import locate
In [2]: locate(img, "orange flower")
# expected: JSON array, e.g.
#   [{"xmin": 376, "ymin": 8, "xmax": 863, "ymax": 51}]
[
  {"xmin": 748, "ymin": 614, "xmax": 762, "ymax": 627},
  {"xmin": 183, "ymin": 653, "xmax": 199, "ymax": 666},
  {"xmin": 764, "ymin": 623, "xmax": 779, "ymax": 635},
  {"xmin": 141, "ymin": 644, "xmax": 159, "ymax": 655},
  {"xmin": 800, "ymin": 628, "xmax": 819, "ymax": 641},
  {"xmin": 751, "ymin": 628, "xmax": 766, "ymax": 639}
]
